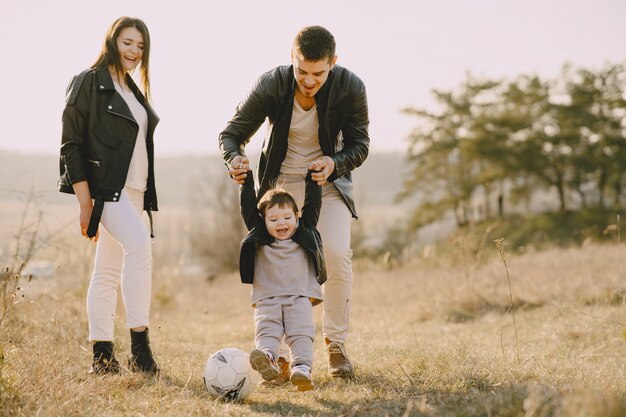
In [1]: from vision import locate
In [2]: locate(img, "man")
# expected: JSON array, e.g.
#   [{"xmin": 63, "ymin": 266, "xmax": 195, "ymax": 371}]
[{"xmin": 219, "ymin": 26, "xmax": 369, "ymax": 379}]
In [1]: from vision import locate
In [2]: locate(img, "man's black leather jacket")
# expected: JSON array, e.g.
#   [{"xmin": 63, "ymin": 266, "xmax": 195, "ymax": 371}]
[{"xmin": 219, "ymin": 65, "xmax": 370, "ymax": 218}]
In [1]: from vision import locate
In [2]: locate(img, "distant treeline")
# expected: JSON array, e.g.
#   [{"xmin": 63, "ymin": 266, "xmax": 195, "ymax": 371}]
[{"xmin": 400, "ymin": 62, "xmax": 626, "ymax": 229}]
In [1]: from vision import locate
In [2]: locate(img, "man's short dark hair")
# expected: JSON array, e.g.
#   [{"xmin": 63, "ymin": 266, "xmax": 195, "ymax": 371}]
[{"xmin": 293, "ymin": 26, "xmax": 336, "ymax": 62}]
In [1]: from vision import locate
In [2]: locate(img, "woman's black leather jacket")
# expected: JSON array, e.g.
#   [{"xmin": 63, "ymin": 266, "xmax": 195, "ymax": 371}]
[{"xmin": 58, "ymin": 67, "xmax": 159, "ymax": 235}]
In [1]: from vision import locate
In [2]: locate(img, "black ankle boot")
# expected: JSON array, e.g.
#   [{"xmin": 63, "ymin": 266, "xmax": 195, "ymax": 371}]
[
  {"xmin": 129, "ymin": 328, "xmax": 159, "ymax": 375},
  {"xmin": 90, "ymin": 341, "xmax": 121, "ymax": 374}
]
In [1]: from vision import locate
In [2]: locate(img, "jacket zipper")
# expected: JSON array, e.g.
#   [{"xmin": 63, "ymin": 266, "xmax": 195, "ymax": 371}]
[
  {"xmin": 108, "ymin": 109, "xmax": 138, "ymax": 126},
  {"xmin": 62, "ymin": 155, "xmax": 73, "ymax": 183},
  {"xmin": 87, "ymin": 159, "xmax": 101, "ymax": 167}
]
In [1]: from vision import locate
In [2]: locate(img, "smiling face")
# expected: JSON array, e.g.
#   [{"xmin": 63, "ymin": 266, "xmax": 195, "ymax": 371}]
[
  {"xmin": 264, "ymin": 204, "xmax": 298, "ymax": 240},
  {"xmin": 115, "ymin": 26, "xmax": 144, "ymax": 72},
  {"xmin": 292, "ymin": 52, "xmax": 336, "ymax": 99}
]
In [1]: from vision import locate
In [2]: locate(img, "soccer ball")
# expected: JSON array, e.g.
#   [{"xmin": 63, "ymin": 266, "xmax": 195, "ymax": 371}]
[{"xmin": 203, "ymin": 348, "xmax": 260, "ymax": 401}]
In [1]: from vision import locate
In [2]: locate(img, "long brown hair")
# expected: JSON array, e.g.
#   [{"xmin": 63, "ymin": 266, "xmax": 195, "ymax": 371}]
[{"xmin": 92, "ymin": 17, "xmax": 152, "ymax": 102}]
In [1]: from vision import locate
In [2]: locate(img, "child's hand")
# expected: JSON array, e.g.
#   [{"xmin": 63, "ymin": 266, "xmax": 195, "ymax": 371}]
[
  {"xmin": 308, "ymin": 157, "xmax": 334, "ymax": 185},
  {"xmin": 235, "ymin": 157, "xmax": 251, "ymax": 171},
  {"xmin": 309, "ymin": 159, "xmax": 325, "ymax": 172}
]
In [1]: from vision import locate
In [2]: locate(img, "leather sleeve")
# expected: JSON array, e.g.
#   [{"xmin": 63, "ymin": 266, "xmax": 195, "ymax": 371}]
[
  {"xmin": 218, "ymin": 73, "xmax": 270, "ymax": 165},
  {"xmin": 329, "ymin": 83, "xmax": 370, "ymax": 181},
  {"xmin": 59, "ymin": 71, "xmax": 93, "ymax": 188},
  {"xmin": 300, "ymin": 170, "xmax": 322, "ymax": 228},
  {"xmin": 240, "ymin": 172, "xmax": 261, "ymax": 231}
]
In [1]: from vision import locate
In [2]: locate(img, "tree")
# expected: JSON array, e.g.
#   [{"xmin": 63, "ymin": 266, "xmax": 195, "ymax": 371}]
[
  {"xmin": 400, "ymin": 74, "xmax": 502, "ymax": 228},
  {"xmin": 400, "ymin": 61, "xmax": 626, "ymax": 231}
]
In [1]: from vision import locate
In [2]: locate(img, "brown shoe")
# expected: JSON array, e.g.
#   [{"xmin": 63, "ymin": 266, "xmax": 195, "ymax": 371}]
[
  {"xmin": 325, "ymin": 338, "xmax": 354, "ymax": 378},
  {"xmin": 260, "ymin": 357, "xmax": 290, "ymax": 387}
]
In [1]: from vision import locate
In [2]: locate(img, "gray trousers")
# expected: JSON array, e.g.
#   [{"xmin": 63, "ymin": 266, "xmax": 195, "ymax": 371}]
[{"xmin": 254, "ymin": 295, "xmax": 314, "ymax": 369}]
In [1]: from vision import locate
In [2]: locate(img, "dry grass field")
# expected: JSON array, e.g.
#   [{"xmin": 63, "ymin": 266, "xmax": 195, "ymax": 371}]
[
  {"xmin": 1, "ymin": 151, "xmax": 625, "ymax": 416},
  {"xmin": 2, "ymin": 235, "xmax": 626, "ymax": 416}
]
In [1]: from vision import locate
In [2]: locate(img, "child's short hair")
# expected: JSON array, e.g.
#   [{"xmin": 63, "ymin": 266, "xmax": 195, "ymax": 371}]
[{"xmin": 258, "ymin": 188, "xmax": 299, "ymax": 217}]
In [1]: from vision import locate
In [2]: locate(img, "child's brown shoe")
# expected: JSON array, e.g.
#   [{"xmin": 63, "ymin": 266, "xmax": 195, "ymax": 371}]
[{"xmin": 261, "ymin": 356, "xmax": 290, "ymax": 387}]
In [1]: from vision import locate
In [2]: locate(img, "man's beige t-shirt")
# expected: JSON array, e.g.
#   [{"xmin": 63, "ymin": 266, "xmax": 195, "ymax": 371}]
[{"xmin": 280, "ymin": 100, "xmax": 323, "ymax": 175}]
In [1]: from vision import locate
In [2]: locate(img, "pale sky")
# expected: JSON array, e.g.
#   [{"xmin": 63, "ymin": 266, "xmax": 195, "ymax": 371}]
[{"xmin": 0, "ymin": 0, "xmax": 624, "ymax": 156}]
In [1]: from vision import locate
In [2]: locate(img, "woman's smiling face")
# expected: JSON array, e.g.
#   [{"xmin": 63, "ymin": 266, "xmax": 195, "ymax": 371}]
[{"xmin": 116, "ymin": 26, "xmax": 144, "ymax": 71}]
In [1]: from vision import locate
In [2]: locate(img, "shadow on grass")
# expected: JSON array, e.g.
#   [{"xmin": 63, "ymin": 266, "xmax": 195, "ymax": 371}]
[
  {"xmin": 443, "ymin": 297, "xmax": 545, "ymax": 324},
  {"xmin": 99, "ymin": 366, "xmax": 626, "ymax": 417}
]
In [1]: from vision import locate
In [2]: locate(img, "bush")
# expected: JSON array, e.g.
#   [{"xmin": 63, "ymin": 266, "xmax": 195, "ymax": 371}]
[
  {"xmin": 188, "ymin": 172, "xmax": 246, "ymax": 275},
  {"xmin": 450, "ymin": 208, "xmax": 626, "ymax": 253}
]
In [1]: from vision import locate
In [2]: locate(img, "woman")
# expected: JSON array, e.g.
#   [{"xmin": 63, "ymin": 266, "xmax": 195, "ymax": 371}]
[{"xmin": 58, "ymin": 17, "xmax": 160, "ymax": 375}]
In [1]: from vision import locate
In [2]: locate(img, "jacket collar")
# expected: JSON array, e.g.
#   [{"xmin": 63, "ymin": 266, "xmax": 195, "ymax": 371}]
[
  {"xmin": 94, "ymin": 67, "xmax": 143, "ymax": 98},
  {"xmin": 93, "ymin": 66, "xmax": 160, "ymax": 127},
  {"xmin": 286, "ymin": 64, "xmax": 334, "ymax": 105},
  {"xmin": 94, "ymin": 66, "xmax": 116, "ymax": 91},
  {"xmin": 315, "ymin": 66, "xmax": 334, "ymax": 102}
]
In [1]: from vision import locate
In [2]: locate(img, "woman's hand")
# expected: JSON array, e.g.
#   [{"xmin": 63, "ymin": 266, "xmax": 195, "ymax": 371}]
[
  {"xmin": 79, "ymin": 203, "xmax": 98, "ymax": 241},
  {"xmin": 309, "ymin": 156, "xmax": 335, "ymax": 185},
  {"xmin": 72, "ymin": 180, "xmax": 98, "ymax": 241}
]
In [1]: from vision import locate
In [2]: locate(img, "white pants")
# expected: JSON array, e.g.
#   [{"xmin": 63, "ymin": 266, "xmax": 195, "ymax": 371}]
[
  {"xmin": 87, "ymin": 188, "xmax": 152, "ymax": 341},
  {"xmin": 279, "ymin": 174, "xmax": 353, "ymax": 343},
  {"xmin": 254, "ymin": 296, "xmax": 314, "ymax": 368}
]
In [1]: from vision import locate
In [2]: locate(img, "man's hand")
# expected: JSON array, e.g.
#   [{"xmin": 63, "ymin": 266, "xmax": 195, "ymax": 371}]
[
  {"xmin": 309, "ymin": 156, "xmax": 335, "ymax": 185},
  {"xmin": 228, "ymin": 156, "xmax": 251, "ymax": 185}
]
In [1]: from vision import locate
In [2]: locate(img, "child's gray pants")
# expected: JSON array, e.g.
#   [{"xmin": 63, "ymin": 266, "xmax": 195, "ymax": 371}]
[{"xmin": 254, "ymin": 295, "xmax": 315, "ymax": 369}]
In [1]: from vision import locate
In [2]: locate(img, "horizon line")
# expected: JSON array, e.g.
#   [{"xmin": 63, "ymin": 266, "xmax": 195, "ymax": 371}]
[{"xmin": 0, "ymin": 147, "xmax": 407, "ymax": 158}]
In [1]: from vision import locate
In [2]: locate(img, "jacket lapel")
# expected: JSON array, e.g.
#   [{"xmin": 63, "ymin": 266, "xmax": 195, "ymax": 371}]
[
  {"xmin": 95, "ymin": 68, "xmax": 136, "ymax": 124},
  {"xmin": 315, "ymin": 69, "xmax": 334, "ymax": 156},
  {"xmin": 126, "ymin": 73, "xmax": 160, "ymax": 131}
]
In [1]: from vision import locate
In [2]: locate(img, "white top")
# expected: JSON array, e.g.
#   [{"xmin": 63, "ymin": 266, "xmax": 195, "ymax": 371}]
[
  {"xmin": 113, "ymin": 79, "xmax": 149, "ymax": 192},
  {"xmin": 280, "ymin": 100, "xmax": 323, "ymax": 175}
]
